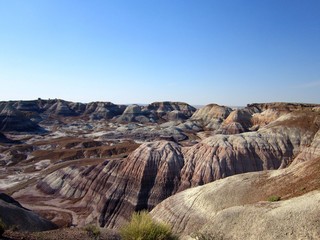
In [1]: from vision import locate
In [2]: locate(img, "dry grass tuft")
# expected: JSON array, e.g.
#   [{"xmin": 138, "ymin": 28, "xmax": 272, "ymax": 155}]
[{"xmin": 120, "ymin": 211, "xmax": 178, "ymax": 240}]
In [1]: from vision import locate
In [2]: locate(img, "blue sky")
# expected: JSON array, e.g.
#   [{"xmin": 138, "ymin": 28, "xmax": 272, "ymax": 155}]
[{"xmin": 0, "ymin": 0, "xmax": 319, "ymax": 105}]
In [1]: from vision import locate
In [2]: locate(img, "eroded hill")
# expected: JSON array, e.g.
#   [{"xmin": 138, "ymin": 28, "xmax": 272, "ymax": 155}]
[{"xmin": 0, "ymin": 100, "xmax": 319, "ymax": 239}]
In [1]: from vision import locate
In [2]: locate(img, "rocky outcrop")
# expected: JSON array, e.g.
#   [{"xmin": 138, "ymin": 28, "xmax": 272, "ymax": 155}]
[
  {"xmin": 250, "ymin": 108, "xmax": 283, "ymax": 128},
  {"xmin": 117, "ymin": 104, "xmax": 149, "ymax": 123},
  {"xmin": 14, "ymin": 100, "xmax": 41, "ymax": 113},
  {"xmin": 152, "ymin": 109, "xmax": 313, "ymax": 203},
  {"xmin": 37, "ymin": 141, "xmax": 184, "ymax": 227},
  {"xmin": 45, "ymin": 100, "xmax": 77, "ymax": 116},
  {"xmin": 0, "ymin": 193, "xmax": 57, "ymax": 232},
  {"xmin": 146, "ymin": 101, "xmax": 196, "ymax": 121},
  {"xmin": 291, "ymin": 115, "xmax": 320, "ymax": 164},
  {"xmin": 220, "ymin": 108, "xmax": 253, "ymax": 133},
  {"xmin": 190, "ymin": 104, "xmax": 233, "ymax": 130},
  {"xmin": 97, "ymin": 141, "xmax": 184, "ymax": 228},
  {"xmin": 177, "ymin": 112, "xmax": 317, "ymax": 191},
  {"xmin": 84, "ymin": 102, "xmax": 126, "ymax": 120},
  {"xmin": 0, "ymin": 103, "xmax": 42, "ymax": 132},
  {"xmin": 186, "ymin": 102, "xmax": 320, "ymax": 134},
  {"xmin": 219, "ymin": 122, "xmax": 246, "ymax": 134},
  {"xmin": 191, "ymin": 103, "xmax": 232, "ymax": 121},
  {"xmin": 117, "ymin": 102, "xmax": 197, "ymax": 123},
  {"xmin": 245, "ymin": 103, "xmax": 319, "ymax": 129},
  {"xmin": 151, "ymin": 156, "xmax": 320, "ymax": 239},
  {"xmin": 247, "ymin": 102, "xmax": 319, "ymax": 112},
  {"xmin": 68, "ymin": 101, "xmax": 86, "ymax": 115}
]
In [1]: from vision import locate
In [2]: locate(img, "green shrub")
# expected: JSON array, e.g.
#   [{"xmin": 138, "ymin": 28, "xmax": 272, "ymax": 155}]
[
  {"xmin": 120, "ymin": 211, "xmax": 178, "ymax": 240},
  {"xmin": 267, "ymin": 195, "xmax": 281, "ymax": 202},
  {"xmin": 0, "ymin": 218, "xmax": 6, "ymax": 236},
  {"xmin": 85, "ymin": 224, "xmax": 101, "ymax": 239}
]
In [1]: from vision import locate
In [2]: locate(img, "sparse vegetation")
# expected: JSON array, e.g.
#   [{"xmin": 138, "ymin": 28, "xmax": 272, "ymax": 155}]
[
  {"xmin": 84, "ymin": 224, "xmax": 101, "ymax": 240},
  {"xmin": 120, "ymin": 211, "xmax": 178, "ymax": 240},
  {"xmin": 267, "ymin": 195, "xmax": 281, "ymax": 202},
  {"xmin": 0, "ymin": 218, "xmax": 6, "ymax": 236}
]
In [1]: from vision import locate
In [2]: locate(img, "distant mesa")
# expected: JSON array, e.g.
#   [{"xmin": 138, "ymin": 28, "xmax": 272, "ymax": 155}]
[
  {"xmin": 0, "ymin": 99, "xmax": 198, "ymax": 131},
  {"xmin": 2, "ymin": 99, "xmax": 318, "ymax": 133},
  {"xmin": 247, "ymin": 102, "xmax": 319, "ymax": 112}
]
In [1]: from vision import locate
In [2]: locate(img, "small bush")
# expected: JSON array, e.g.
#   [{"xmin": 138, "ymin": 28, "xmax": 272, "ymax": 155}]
[
  {"xmin": 267, "ymin": 195, "xmax": 281, "ymax": 202},
  {"xmin": 120, "ymin": 211, "xmax": 178, "ymax": 240},
  {"xmin": 0, "ymin": 218, "xmax": 6, "ymax": 236},
  {"xmin": 85, "ymin": 224, "xmax": 101, "ymax": 239}
]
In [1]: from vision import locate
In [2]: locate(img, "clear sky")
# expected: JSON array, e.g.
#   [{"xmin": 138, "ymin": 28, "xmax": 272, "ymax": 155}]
[{"xmin": 0, "ymin": 0, "xmax": 319, "ymax": 106}]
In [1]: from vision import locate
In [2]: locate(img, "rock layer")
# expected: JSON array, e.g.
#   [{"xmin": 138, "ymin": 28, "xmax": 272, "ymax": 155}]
[
  {"xmin": 188, "ymin": 102, "xmax": 320, "ymax": 133},
  {"xmin": 36, "ymin": 109, "xmax": 320, "ymax": 228},
  {"xmin": 0, "ymin": 100, "xmax": 197, "ymax": 131},
  {"xmin": 117, "ymin": 102, "xmax": 197, "ymax": 123},
  {"xmin": 0, "ymin": 193, "xmax": 57, "ymax": 232},
  {"xmin": 147, "ymin": 101, "xmax": 196, "ymax": 121},
  {"xmin": 38, "ymin": 141, "xmax": 184, "ymax": 227},
  {"xmin": 84, "ymin": 102, "xmax": 126, "ymax": 120},
  {"xmin": 190, "ymin": 104, "xmax": 232, "ymax": 130},
  {"xmin": 151, "ymin": 156, "xmax": 320, "ymax": 239},
  {"xmin": 3, "ymin": 100, "xmax": 318, "ymax": 233},
  {"xmin": 0, "ymin": 103, "xmax": 42, "ymax": 132}
]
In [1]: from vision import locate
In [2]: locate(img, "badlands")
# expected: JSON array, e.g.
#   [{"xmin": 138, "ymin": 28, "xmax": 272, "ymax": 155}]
[{"xmin": 0, "ymin": 99, "xmax": 319, "ymax": 239}]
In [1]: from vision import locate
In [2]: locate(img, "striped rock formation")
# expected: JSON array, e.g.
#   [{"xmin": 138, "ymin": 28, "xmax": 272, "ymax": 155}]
[{"xmin": 36, "ymin": 107, "xmax": 320, "ymax": 228}]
